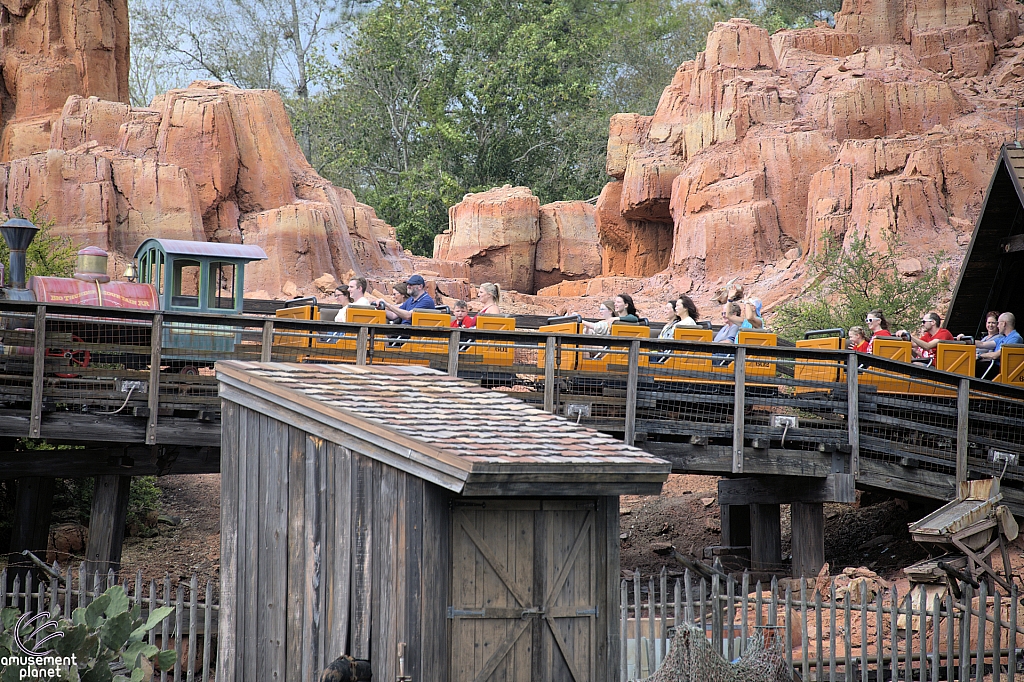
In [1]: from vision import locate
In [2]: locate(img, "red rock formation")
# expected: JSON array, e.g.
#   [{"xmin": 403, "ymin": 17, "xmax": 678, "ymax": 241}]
[
  {"xmin": 6, "ymin": 84, "xmax": 420, "ymax": 297},
  {"xmin": 0, "ymin": 0, "xmax": 129, "ymax": 161},
  {"xmin": 534, "ymin": 201, "xmax": 603, "ymax": 291}
]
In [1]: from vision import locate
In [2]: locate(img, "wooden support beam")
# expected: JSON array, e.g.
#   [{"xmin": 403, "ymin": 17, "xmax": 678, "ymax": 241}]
[
  {"xmin": 720, "ymin": 504, "xmax": 751, "ymax": 547},
  {"xmin": 957, "ymin": 377, "xmax": 969, "ymax": 487},
  {"xmin": 0, "ymin": 445, "xmax": 220, "ymax": 478},
  {"xmin": 6, "ymin": 476, "xmax": 55, "ymax": 588},
  {"xmin": 847, "ymin": 354, "xmax": 859, "ymax": 478},
  {"xmin": 356, "ymin": 328, "xmax": 369, "ymax": 366},
  {"xmin": 261, "ymin": 320, "xmax": 274, "ymax": 362},
  {"xmin": 732, "ymin": 347, "xmax": 746, "ymax": 473},
  {"xmin": 146, "ymin": 313, "xmax": 162, "ymax": 445},
  {"xmin": 543, "ymin": 336, "xmax": 556, "ymax": 414},
  {"xmin": 29, "ymin": 306, "xmax": 46, "ymax": 439},
  {"xmin": 791, "ymin": 501, "xmax": 825, "ymax": 578},
  {"xmin": 448, "ymin": 330, "xmax": 460, "ymax": 377},
  {"xmin": 84, "ymin": 475, "xmax": 132, "ymax": 577},
  {"xmin": 750, "ymin": 503, "xmax": 781, "ymax": 573},
  {"xmin": 643, "ymin": 442, "xmax": 835, "ymax": 479},
  {"xmin": 624, "ymin": 340, "xmax": 640, "ymax": 447},
  {"xmin": 717, "ymin": 474, "xmax": 856, "ymax": 505}
]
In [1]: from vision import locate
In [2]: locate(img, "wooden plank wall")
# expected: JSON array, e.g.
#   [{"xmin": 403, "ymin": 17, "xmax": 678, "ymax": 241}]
[{"xmin": 219, "ymin": 401, "xmax": 451, "ymax": 682}]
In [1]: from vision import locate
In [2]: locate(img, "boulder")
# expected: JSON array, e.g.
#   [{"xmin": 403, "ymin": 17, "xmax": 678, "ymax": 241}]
[
  {"xmin": 534, "ymin": 201, "xmax": 602, "ymax": 290},
  {"xmin": 435, "ymin": 185, "xmax": 541, "ymax": 293}
]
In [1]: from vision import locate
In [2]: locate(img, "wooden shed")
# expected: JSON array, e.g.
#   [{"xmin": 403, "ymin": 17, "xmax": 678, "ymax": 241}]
[{"xmin": 216, "ymin": 362, "xmax": 670, "ymax": 682}]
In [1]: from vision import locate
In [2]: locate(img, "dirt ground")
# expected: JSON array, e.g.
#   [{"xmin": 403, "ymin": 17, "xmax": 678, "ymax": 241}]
[{"xmin": 114, "ymin": 473, "xmax": 1024, "ymax": 592}]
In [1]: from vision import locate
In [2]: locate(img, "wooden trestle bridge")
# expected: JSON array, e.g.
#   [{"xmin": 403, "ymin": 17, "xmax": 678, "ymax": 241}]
[{"xmin": 2, "ymin": 299, "xmax": 1024, "ymax": 577}]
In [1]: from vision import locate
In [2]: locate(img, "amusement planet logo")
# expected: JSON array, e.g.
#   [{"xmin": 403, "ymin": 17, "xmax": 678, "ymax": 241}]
[{"xmin": 1, "ymin": 612, "xmax": 76, "ymax": 680}]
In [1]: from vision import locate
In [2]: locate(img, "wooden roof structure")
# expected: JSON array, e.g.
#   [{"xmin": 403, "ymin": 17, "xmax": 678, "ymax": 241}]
[
  {"xmin": 947, "ymin": 144, "xmax": 1024, "ymax": 335},
  {"xmin": 216, "ymin": 361, "xmax": 671, "ymax": 496}
]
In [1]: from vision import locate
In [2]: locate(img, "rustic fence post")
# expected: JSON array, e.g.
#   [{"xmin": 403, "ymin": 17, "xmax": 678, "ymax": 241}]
[
  {"xmin": 356, "ymin": 328, "xmax": 369, "ymax": 366},
  {"xmin": 732, "ymin": 347, "xmax": 746, "ymax": 473},
  {"xmin": 624, "ymin": 339, "xmax": 641, "ymax": 446},
  {"xmin": 261, "ymin": 320, "xmax": 274, "ymax": 362},
  {"xmin": 957, "ymin": 378, "xmax": 970, "ymax": 487},
  {"xmin": 147, "ymin": 313, "xmax": 163, "ymax": 445},
  {"xmin": 447, "ymin": 330, "xmax": 460, "ymax": 377},
  {"xmin": 29, "ymin": 305, "xmax": 47, "ymax": 438},
  {"xmin": 847, "ymin": 354, "xmax": 859, "ymax": 477},
  {"xmin": 543, "ymin": 336, "xmax": 556, "ymax": 414}
]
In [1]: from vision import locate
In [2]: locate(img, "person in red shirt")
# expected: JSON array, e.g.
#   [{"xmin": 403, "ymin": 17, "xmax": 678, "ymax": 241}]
[
  {"xmin": 450, "ymin": 300, "xmax": 476, "ymax": 328},
  {"xmin": 848, "ymin": 326, "xmax": 869, "ymax": 353},
  {"xmin": 897, "ymin": 311, "xmax": 954, "ymax": 364},
  {"xmin": 865, "ymin": 309, "xmax": 892, "ymax": 353}
]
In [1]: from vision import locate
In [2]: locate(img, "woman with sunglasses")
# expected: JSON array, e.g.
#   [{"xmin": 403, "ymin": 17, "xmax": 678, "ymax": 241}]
[{"xmin": 864, "ymin": 309, "xmax": 892, "ymax": 353}]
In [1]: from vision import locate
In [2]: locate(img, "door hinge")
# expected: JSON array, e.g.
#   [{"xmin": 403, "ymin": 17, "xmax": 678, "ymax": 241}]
[{"xmin": 447, "ymin": 607, "xmax": 485, "ymax": 619}]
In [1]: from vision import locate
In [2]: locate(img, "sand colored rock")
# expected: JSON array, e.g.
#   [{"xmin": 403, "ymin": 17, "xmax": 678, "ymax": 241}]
[
  {"xmin": 596, "ymin": 181, "xmax": 673, "ymax": 277},
  {"xmin": 534, "ymin": 201, "xmax": 603, "ymax": 290},
  {"xmin": 771, "ymin": 28, "xmax": 861, "ymax": 60},
  {"xmin": 435, "ymin": 185, "xmax": 541, "ymax": 293},
  {"xmin": 242, "ymin": 204, "xmax": 344, "ymax": 297},
  {"xmin": 606, "ymin": 114, "xmax": 652, "ymax": 180},
  {"xmin": 0, "ymin": 0, "xmax": 129, "ymax": 161}
]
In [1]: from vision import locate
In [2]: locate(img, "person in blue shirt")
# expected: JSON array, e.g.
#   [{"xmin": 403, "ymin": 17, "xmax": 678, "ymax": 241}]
[
  {"xmin": 380, "ymin": 274, "xmax": 436, "ymax": 324},
  {"xmin": 977, "ymin": 312, "xmax": 1021, "ymax": 378}
]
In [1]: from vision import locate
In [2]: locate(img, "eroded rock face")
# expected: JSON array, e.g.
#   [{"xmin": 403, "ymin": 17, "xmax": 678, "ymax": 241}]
[
  {"xmin": 534, "ymin": 201, "xmax": 602, "ymax": 291},
  {"xmin": 9, "ymin": 84, "xmax": 416, "ymax": 296},
  {"xmin": 0, "ymin": 0, "xmax": 129, "ymax": 161},
  {"xmin": 597, "ymin": 4, "xmax": 1022, "ymax": 301},
  {"xmin": 435, "ymin": 186, "xmax": 541, "ymax": 293}
]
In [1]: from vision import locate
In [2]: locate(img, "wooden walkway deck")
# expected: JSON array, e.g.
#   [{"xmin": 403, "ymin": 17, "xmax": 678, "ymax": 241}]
[{"xmin": 2, "ymin": 300, "xmax": 1023, "ymax": 513}]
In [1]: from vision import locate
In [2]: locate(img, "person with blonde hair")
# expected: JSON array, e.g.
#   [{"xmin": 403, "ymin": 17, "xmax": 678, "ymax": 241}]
[{"xmin": 477, "ymin": 282, "xmax": 501, "ymax": 315}]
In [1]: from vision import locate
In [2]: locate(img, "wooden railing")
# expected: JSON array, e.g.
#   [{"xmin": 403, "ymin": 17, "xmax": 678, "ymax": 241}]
[{"xmin": 2, "ymin": 301, "xmax": 1024, "ymax": 509}]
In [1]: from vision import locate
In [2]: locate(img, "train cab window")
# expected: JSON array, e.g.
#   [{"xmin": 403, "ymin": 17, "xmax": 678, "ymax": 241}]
[
  {"xmin": 171, "ymin": 259, "xmax": 201, "ymax": 308},
  {"xmin": 140, "ymin": 250, "xmax": 164, "ymax": 296},
  {"xmin": 208, "ymin": 261, "xmax": 236, "ymax": 310}
]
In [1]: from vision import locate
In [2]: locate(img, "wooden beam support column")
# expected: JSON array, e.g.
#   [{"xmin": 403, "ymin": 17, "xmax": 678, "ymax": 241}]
[
  {"xmin": 146, "ymin": 313, "xmax": 162, "ymax": 445},
  {"xmin": 750, "ymin": 503, "xmax": 781, "ymax": 573},
  {"xmin": 29, "ymin": 305, "xmax": 46, "ymax": 438},
  {"xmin": 543, "ymin": 336, "xmax": 556, "ymax": 414},
  {"xmin": 84, "ymin": 475, "xmax": 132, "ymax": 577},
  {"xmin": 721, "ymin": 504, "xmax": 751, "ymax": 547},
  {"xmin": 847, "ymin": 354, "xmax": 859, "ymax": 478},
  {"xmin": 6, "ymin": 476, "xmax": 55, "ymax": 588},
  {"xmin": 732, "ymin": 347, "xmax": 746, "ymax": 473},
  {"xmin": 624, "ymin": 339, "xmax": 640, "ymax": 446},
  {"xmin": 356, "ymin": 328, "xmax": 369, "ymax": 366},
  {"xmin": 957, "ymin": 377, "xmax": 970, "ymax": 487},
  {"xmin": 448, "ymin": 330, "xmax": 460, "ymax": 377},
  {"xmin": 791, "ymin": 501, "xmax": 825, "ymax": 578},
  {"xmin": 261, "ymin": 320, "xmax": 274, "ymax": 362}
]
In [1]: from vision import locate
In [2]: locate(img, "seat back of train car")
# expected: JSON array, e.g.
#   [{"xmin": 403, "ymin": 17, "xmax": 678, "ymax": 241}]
[
  {"xmin": 274, "ymin": 304, "xmax": 318, "ymax": 350},
  {"xmin": 656, "ymin": 327, "xmax": 714, "ymax": 374},
  {"xmin": 466, "ymin": 315, "xmax": 516, "ymax": 366},
  {"xmin": 864, "ymin": 338, "xmax": 913, "ymax": 393},
  {"xmin": 605, "ymin": 323, "xmax": 651, "ymax": 369},
  {"xmin": 794, "ymin": 336, "xmax": 844, "ymax": 387},
  {"xmin": 935, "ymin": 341, "xmax": 975, "ymax": 378},
  {"xmin": 996, "ymin": 344, "xmax": 1024, "ymax": 386},
  {"xmin": 737, "ymin": 330, "xmax": 778, "ymax": 377},
  {"xmin": 537, "ymin": 321, "xmax": 583, "ymax": 371}
]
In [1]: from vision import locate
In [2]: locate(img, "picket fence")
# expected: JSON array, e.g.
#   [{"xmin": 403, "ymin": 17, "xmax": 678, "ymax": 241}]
[
  {"xmin": 620, "ymin": 567, "xmax": 1024, "ymax": 682},
  {"xmin": 2, "ymin": 563, "xmax": 218, "ymax": 682}
]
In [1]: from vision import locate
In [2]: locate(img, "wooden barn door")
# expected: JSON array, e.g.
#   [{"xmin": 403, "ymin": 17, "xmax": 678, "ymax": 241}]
[{"xmin": 449, "ymin": 500, "xmax": 596, "ymax": 682}]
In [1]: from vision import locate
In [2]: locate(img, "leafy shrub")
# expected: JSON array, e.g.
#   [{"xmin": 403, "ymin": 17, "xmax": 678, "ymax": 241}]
[
  {"xmin": 0, "ymin": 204, "xmax": 78, "ymax": 281},
  {"xmin": 0, "ymin": 585, "xmax": 174, "ymax": 682},
  {"xmin": 770, "ymin": 232, "xmax": 945, "ymax": 341}
]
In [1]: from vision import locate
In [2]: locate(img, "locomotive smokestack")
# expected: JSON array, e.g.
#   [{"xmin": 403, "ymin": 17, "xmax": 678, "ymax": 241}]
[{"xmin": 1, "ymin": 218, "xmax": 39, "ymax": 289}]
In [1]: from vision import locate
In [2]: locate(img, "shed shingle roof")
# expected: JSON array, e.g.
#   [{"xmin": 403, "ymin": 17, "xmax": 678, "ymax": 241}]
[{"xmin": 217, "ymin": 361, "xmax": 670, "ymax": 495}]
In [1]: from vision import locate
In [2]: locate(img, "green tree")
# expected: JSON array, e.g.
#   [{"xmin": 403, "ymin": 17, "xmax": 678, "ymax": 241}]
[
  {"xmin": 0, "ymin": 205, "xmax": 77, "ymax": 280},
  {"xmin": 770, "ymin": 232, "xmax": 946, "ymax": 341}
]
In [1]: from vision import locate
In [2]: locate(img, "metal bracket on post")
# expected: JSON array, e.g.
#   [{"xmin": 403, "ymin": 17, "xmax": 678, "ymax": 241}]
[
  {"xmin": 732, "ymin": 347, "xmax": 746, "ymax": 473},
  {"xmin": 260, "ymin": 320, "xmax": 274, "ymax": 363},
  {"xmin": 543, "ymin": 335, "xmax": 556, "ymax": 413},
  {"xmin": 957, "ymin": 377, "xmax": 970, "ymax": 486},
  {"xmin": 28, "ymin": 305, "xmax": 46, "ymax": 439},
  {"xmin": 847, "ymin": 353, "xmax": 860, "ymax": 477},
  {"xmin": 356, "ymin": 328, "xmax": 369, "ymax": 366},
  {"xmin": 146, "ymin": 313, "xmax": 163, "ymax": 446},
  {"xmin": 448, "ymin": 330, "xmax": 460, "ymax": 377},
  {"xmin": 624, "ymin": 339, "xmax": 640, "ymax": 446}
]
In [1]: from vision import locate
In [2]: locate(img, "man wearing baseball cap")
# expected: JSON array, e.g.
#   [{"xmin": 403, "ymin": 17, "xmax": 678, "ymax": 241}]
[{"xmin": 381, "ymin": 274, "xmax": 436, "ymax": 324}]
